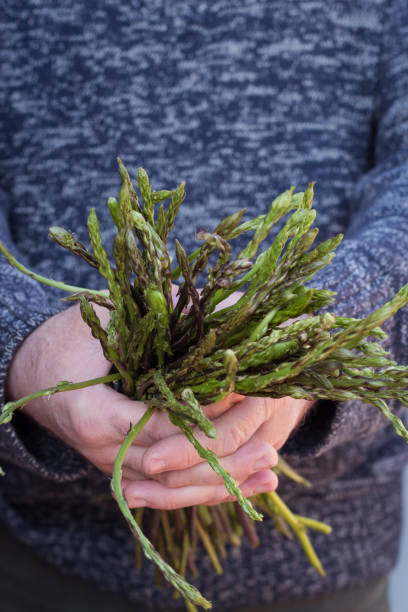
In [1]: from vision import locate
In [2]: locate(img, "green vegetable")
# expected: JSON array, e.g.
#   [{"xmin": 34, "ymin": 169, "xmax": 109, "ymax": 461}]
[{"xmin": 1, "ymin": 159, "xmax": 408, "ymax": 610}]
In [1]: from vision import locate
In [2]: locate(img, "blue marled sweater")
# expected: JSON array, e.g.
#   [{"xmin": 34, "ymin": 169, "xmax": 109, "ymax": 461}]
[{"xmin": 1, "ymin": 1, "xmax": 408, "ymax": 609}]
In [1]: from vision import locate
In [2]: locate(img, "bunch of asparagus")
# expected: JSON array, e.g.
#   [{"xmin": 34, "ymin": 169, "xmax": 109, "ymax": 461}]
[{"xmin": 1, "ymin": 159, "xmax": 408, "ymax": 611}]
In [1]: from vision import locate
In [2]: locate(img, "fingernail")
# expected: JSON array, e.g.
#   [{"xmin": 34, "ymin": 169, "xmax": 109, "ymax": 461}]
[
  {"xmin": 253, "ymin": 455, "xmax": 272, "ymax": 471},
  {"xmin": 148, "ymin": 457, "xmax": 167, "ymax": 474}
]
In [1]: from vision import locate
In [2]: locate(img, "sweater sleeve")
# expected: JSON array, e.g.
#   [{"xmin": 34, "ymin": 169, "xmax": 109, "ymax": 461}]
[
  {"xmin": 284, "ymin": 0, "xmax": 408, "ymax": 459},
  {"xmin": 0, "ymin": 188, "xmax": 92, "ymax": 481}
]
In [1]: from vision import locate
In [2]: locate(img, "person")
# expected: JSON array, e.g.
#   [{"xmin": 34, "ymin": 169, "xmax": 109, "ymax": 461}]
[{"xmin": 0, "ymin": 1, "xmax": 407, "ymax": 610}]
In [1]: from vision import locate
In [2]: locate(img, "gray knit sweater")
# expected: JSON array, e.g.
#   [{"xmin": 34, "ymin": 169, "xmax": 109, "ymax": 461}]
[{"xmin": 1, "ymin": 1, "xmax": 408, "ymax": 609}]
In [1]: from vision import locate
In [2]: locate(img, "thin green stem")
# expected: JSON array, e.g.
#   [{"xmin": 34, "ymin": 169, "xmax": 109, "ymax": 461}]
[
  {"xmin": 169, "ymin": 412, "xmax": 262, "ymax": 521},
  {"xmin": 111, "ymin": 405, "xmax": 155, "ymax": 488},
  {"xmin": 195, "ymin": 516, "xmax": 223, "ymax": 575},
  {"xmin": 294, "ymin": 515, "xmax": 332, "ymax": 535},
  {"xmin": 111, "ymin": 406, "xmax": 211, "ymax": 610},
  {"xmin": 267, "ymin": 492, "xmax": 326, "ymax": 577},
  {"xmin": 0, "ymin": 373, "xmax": 122, "ymax": 425},
  {"xmin": 0, "ymin": 242, "xmax": 106, "ymax": 296},
  {"xmin": 274, "ymin": 456, "xmax": 312, "ymax": 488}
]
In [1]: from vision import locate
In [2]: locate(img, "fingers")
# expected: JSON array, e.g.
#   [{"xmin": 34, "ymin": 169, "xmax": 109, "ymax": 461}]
[
  {"xmin": 78, "ymin": 385, "xmax": 179, "ymax": 448},
  {"xmin": 79, "ymin": 387, "xmax": 243, "ymax": 450},
  {"xmin": 252, "ymin": 397, "xmax": 314, "ymax": 451},
  {"xmin": 125, "ymin": 480, "xmax": 233, "ymax": 510},
  {"xmin": 142, "ymin": 396, "xmax": 273, "ymax": 475},
  {"xmin": 70, "ymin": 389, "xmax": 248, "ymax": 480},
  {"xmin": 90, "ymin": 403, "xmax": 279, "ymax": 486},
  {"xmin": 123, "ymin": 468, "xmax": 278, "ymax": 510},
  {"xmin": 97, "ymin": 461, "xmax": 144, "ymax": 481},
  {"xmin": 98, "ymin": 421, "xmax": 279, "ymax": 489},
  {"xmin": 154, "ymin": 437, "xmax": 277, "ymax": 488},
  {"xmin": 99, "ymin": 388, "xmax": 244, "ymax": 448},
  {"xmin": 67, "ymin": 374, "xmax": 245, "ymax": 462},
  {"xmin": 94, "ymin": 429, "xmax": 278, "ymax": 487},
  {"xmin": 202, "ymin": 392, "xmax": 246, "ymax": 419}
]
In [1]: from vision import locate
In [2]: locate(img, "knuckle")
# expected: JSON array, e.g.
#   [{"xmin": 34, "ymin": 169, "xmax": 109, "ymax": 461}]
[
  {"xmin": 225, "ymin": 425, "xmax": 246, "ymax": 454},
  {"xmin": 156, "ymin": 471, "xmax": 181, "ymax": 488},
  {"xmin": 141, "ymin": 453, "xmax": 155, "ymax": 476},
  {"xmin": 257, "ymin": 442, "xmax": 278, "ymax": 469},
  {"xmin": 173, "ymin": 445, "xmax": 198, "ymax": 471}
]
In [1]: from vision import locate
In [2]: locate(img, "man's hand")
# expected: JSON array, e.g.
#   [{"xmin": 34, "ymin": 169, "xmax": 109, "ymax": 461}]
[
  {"xmin": 123, "ymin": 288, "xmax": 313, "ymax": 509},
  {"xmin": 5, "ymin": 290, "xmax": 312, "ymax": 510},
  {"xmin": 5, "ymin": 302, "xmax": 186, "ymax": 480},
  {"xmin": 123, "ymin": 394, "xmax": 313, "ymax": 509},
  {"xmin": 4, "ymin": 303, "xmax": 289, "ymax": 508}
]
